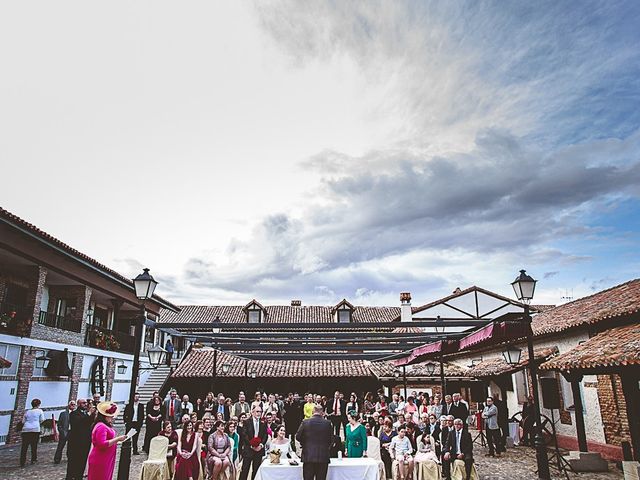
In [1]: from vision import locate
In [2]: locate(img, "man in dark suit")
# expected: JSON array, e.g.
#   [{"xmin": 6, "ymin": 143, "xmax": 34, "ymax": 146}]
[
  {"xmin": 54, "ymin": 400, "xmax": 76, "ymax": 464},
  {"xmin": 283, "ymin": 393, "xmax": 303, "ymax": 451},
  {"xmin": 442, "ymin": 394, "xmax": 454, "ymax": 416},
  {"xmin": 443, "ymin": 418, "xmax": 474, "ymax": 480},
  {"xmin": 296, "ymin": 404, "xmax": 333, "ymax": 480},
  {"xmin": 239, "ymin": 405, "xmax": 269, "ymax": 480},
  {"xmin": 214, "ymin": 393, "xmax": 231, "ymax": 421},
  {"xmin": 123, "ymin": 392, "xmax": 145, "ymax": 455},
  {"xmin": 325, "ymin": 390, "xmax": 347, "ymax": 437},
  {"xmin": 164, "ymin": 389, "xmax": 182, "ymax": 428},
  {"xmin": 449, "ymin": 393, "xmax": 469, "ymax": 428},
  {"xmin": 66, "ymin": 398, "xmax": 95, "ymax": 480}
]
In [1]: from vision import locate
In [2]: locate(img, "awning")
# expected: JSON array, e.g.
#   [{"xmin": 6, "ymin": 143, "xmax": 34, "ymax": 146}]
[
  {"xmin": 459, "ymin": 320, "xmax": 531, "ymax": 351},
  {"xmin": 393, "ymin": 340, "xmax": 459, "ymax": 367},
  {"xmin": 0, "ymin": 356, "xmax": 12, "ymax": 369}
]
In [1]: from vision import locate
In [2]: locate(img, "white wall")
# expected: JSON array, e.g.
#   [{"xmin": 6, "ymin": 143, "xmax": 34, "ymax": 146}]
[
  {"xmin": 0, "ymin": 380, "xmax": 18, "ymax": 410},
  {"xmin": 0, "ymin": 414, "xmax": 11, "ymax": 444},
  {"xmin": 27, "ymin": 381, "xmax": 70, "ymax": 408},
  {"xmin": 77, "ymin": 381, "xmax": 92, "ymax": 400},
  {"xmin": 111, "ymin": 383, "xmax": 130, "ymax": 403}
]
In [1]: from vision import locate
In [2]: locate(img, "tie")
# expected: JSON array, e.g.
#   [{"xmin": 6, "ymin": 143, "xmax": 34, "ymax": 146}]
[
  {"xmin": 170, "ymin": 401, "xmax": 174, "ymax": 417},
  {"xmin": 334, "ymin": 399, "xmax": 339, "ymax": 414},
  {"xmin": 254, "ymin": 420, "xmax": 259, "ymax": 435},
  {"xmin": 457, "ymin": 431, "xmax": 461, "ymax": 453}
]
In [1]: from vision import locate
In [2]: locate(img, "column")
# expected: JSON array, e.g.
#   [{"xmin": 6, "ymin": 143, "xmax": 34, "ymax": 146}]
[{"xmin": 562, "ymin": 372, "xmax": 588, "ymax": 452}]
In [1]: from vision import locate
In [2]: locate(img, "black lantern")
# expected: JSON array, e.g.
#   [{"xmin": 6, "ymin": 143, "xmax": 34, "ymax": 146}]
[
  {"xmin": 221, "ymin": 363, "xmax": 231, "ymax": 374},
  {"xmin": 393, "ymin": 369, "xmax": 401, "ymax": 379},
  {"xmin": 86, "ymin": 305, "xmax": 94, "ymax": 322},
  {"xmin": 35, "ymin": 353, "xmax": 50, "ymax": 370},
  {"xmin": 133, "ymin": 268, "xmax": 158, "ymax": 300},
  {"xmin": 434, "ymin": 315, "xmax": 445, "ymax": 333},
  {"xmin": 117, "ymin": 362, "xmax": 127, "ymax": 375},
  {"xmin": 249, "ymin": 370, "xmax": 257, "ymax": 379},
  {"xmin": 511, "ymin": 269, "xmax": 537, "ymax": 302},
  {"xmin": 147, "ymin": 344, "xmax": 166, "ymax": 369},
  {"xmin": 425, "ymin": 362, "xmax": 436, "ymax": 376},
  {"xmin": 503, "ymin": 346, "xmax": 522, "ymax": 366}
]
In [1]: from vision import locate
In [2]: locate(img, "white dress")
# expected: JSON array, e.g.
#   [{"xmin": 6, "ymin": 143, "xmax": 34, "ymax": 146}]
[{"xmin": 268, "ymin": 439, "xmax": 292, "ymax": 459}]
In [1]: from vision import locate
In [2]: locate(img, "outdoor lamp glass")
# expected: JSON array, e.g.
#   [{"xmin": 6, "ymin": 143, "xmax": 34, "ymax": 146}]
[
  {"xmin": 147, "ymin": 344, "xmax": 167, "ymax": 369},
  {"xmin": 511, "ymin": 269, "xmax": 537, "ymax": 302},
  {"xmin": 117, "ymin": 362, "xmax": 127, "ymax": 374},
  {"xmin": 86, "ymin": 305, "xmax": 94, "ymax": 322},
  {"xmin": 434, "ymin": 315, "xmax": 445, "ymax": 333},
  {"xmin": 35, "ymin": 354, "xmax": 50, "ymax": 369},
  {"xmin": 425, "ymin": 362, "xmax": 436, "ymax": 376},
  {"xmin": 393, "ymin": 369, "xmax": 401, "ymax": 379},
  {"xmin": 250, "ymin": 370, "xmax": 257, "ymax": 379},
  {"xmin": 222, "ymin": 363, "xmax": 231, "ymax": 374},
  {"xmin": 503, "ymin": 346, "xmax": 522, "ymax": 366},
  {"xmin": 133, "ymin": 268, "xmax": 158, "ymax": 300}
]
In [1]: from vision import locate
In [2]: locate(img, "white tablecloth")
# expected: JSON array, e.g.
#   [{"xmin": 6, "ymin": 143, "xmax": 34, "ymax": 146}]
[{"xmin": 254, "ymin": 457, "xmax": 379, "ymax": 480}]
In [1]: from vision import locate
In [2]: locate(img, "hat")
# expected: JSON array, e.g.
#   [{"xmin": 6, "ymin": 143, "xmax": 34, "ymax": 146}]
[{"xmin": 97, "ymin": 401, "xmax": 120, "ymax": 417}]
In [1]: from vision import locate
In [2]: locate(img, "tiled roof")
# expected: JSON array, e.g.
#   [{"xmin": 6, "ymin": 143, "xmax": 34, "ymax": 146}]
[
  {"xmin": 0, "ymin": 207, "xmax": 178, "ymax": 311},
  {"xmin": 369, "ymin": 361, "xmax": 468, "ymax": 378},
  {"xmin": 160, "ymin": 305, "xmax": 401, "ymax": 324},
  {"xmin": 465, "ymin": 346, "xmax": 558, "ymax": 378},
  {"xmin": 171, "ymin": 348, "xmax": 375, "ymax": 378},
  {"xmin": 532, "ymin": 279, "xmax": 640, "ymax": 336},
  {"xmin": 540, "ymin": 323, "xmax": 640, "ymax": 372},
  {"xmin": 392, "ymin": 326, "xmax": 425, "ymax": 334}
]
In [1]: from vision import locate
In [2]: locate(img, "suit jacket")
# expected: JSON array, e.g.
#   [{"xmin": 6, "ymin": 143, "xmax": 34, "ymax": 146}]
[
  {"xmin": 442, "ymin": 402, "xmax": 454, "ymax": 416},
  {"xmin": 296, "ymin": 415, "xmax": 333, "ymax": 464},
  {"xmin": 68, "ymin": 409, "xmax": 93, "ymax": 445},
  {"xmin": 325, "ymin": 398, "xmax": 347, "ymax": 418},
  {"xmin": 449, "ymin": 402, "xmax": 469, "ymax": 424},
  {"xmin": 124, "ymin": 402, "xmax": 145, "ymax": 426},
  {"xmin": 212, "ymin": 403, "xmax": 231, "ymax": 421},
  {"xmin": 443, "ymin": 429, "xmax": 473, "ymax": 459},
  {"xmin": 58, "ymin": 409, "xmax": 72, "ymax": 435},
  {"xmin": 164, "ymin": 398, "xmax": 182, "ymax": 421},
  {"xmin": 241, "ymin": 417, "xmax": 268, "ymax": 458},
  {"xmin": 233, "ymin": 401, "xmax": 251, "ymax": 419}
]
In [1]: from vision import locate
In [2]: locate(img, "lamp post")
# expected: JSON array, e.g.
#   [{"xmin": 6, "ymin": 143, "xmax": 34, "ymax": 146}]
[
  {"xmin": 117, "ymin": 268, "xmax": 159, "ymax": 480},
  {"xmin": 434, "ymin": 316, "xmax": 447, "ymax": 396},
  {"xmin": 511, "ymin": 269, "xmax": 550, "ymax": 480}
]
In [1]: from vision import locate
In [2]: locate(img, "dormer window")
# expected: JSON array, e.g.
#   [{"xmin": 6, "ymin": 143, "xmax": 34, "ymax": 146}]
[
  {"xmin": 332, "ymin": 299, "xmax": 354, "ymax": 323},
  {"xmin": 244, "ymin": 300, "xmax": 266, "ymax": 324}
]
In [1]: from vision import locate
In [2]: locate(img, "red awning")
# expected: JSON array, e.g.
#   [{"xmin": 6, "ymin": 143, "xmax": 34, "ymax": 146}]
[
  {"xmin": 459, "ymin": 321, "xmax": 530, "ymax": 351},
  {"xmin": 394, "ymin": 340, "xmax": 459, "ymax": 367}
]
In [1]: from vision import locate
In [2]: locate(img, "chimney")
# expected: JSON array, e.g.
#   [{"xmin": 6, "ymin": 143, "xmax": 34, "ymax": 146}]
[
  {"xmin": 291, "ymin": 300, "xmax": 302, "ymax": 307},
  {"xmin": 400, "ymin": 292, "xmax": 412, "ymax": 323}
]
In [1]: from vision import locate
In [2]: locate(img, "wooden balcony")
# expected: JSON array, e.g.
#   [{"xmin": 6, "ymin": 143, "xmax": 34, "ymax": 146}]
[{"xmin": 84, "ymin": 323, "xmax": 136, "ymax": 354}]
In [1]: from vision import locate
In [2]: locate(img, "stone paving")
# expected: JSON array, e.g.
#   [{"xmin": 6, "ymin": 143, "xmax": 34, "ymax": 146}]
[{"xmin": 0, "ymin": 433, "xmax": 625, "ymax": 480}]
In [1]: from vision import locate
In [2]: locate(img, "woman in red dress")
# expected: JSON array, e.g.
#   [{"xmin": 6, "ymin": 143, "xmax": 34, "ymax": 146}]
[{"xmin": 174, "ymin": 420, "xmax": 201, "ymax": 480}]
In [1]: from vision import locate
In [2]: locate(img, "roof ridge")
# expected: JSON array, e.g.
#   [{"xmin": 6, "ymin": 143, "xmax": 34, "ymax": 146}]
[{"xmin": 540, "ymin": 278, "xmax": 640, "ymax": 312}]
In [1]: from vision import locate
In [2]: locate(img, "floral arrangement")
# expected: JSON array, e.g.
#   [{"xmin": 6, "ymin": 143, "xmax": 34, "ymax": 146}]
[
  {"xmin": 269, "ymin": 448, "xmax": 282, "ymax": 464},
  {"xmin": 0, "ymin": 311, "xmax": 16, "ymax": 329},
  {"xmin": 93, "ymin": 330, "xmax": 120, "ymax": 351},
  {"xmin": 249, "ymin": 436, "xmax": 263, "ymax": 450}
]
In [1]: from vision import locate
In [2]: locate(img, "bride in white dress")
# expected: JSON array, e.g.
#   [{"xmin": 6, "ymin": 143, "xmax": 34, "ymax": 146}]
[{"xmin": 268, "ymin": 425, "xmax": 297, "ymax": 462}]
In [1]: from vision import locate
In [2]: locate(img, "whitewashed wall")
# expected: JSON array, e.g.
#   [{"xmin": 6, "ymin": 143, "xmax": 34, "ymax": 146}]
[
  {"xmin": 27, "ymin": 381, "xmax": 70, "ymax": 408},
  {"xmin": 0, "ymin": 414, "xmax": 11, "ymax": 444},
  {"xmin": 0, "ymin": 380, "xmax": 18, "ymax": 410}
]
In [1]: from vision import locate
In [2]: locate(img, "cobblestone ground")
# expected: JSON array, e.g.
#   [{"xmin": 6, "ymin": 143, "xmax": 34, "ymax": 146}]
[{"xmin": 0, "ymin": 432, "xmax": 624, "ymax": 480}]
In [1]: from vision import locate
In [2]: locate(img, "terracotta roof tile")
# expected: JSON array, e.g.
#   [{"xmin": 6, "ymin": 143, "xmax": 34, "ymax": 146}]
[
  {"xmin": 171, "ymin": 348, "xmax": 374, "ymax": 378},
  {"xmin": 540, "ymin": 323, "xmax": 640, "ymax": 372},
  {"xmin": 160, "ymin": 305, "xmax": 400, "ymax": 324},
  {"xmin": 532, "ymin": 279, "xmax": 640, "ymax": 336},
  {"xmin": 466, "ymin": 347, "xmax": 558, "ymax": 378},
  {"xmin": 369, "ymin": 361, "xmax": 468, "ymax": 378}
]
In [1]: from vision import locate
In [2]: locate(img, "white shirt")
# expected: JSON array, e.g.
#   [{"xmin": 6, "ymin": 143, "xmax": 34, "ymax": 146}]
[
  {"xmin": 253, "ymin": 418, "xmax": 260, "ymax": 435},
  {"xmin": 23, "ymin": 409, "xmax": 44, "ymax": 433},
  {"xmin": 133, "ymin": 402, "xmax": 139, "ymax": 420}
]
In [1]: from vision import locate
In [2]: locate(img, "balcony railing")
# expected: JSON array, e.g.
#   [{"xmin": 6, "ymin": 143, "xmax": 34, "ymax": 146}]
[
  {"xmin": 38, "ymin": 310, "xmax": 82, "ymax": 333},
  {"xmin": 0, "ymin": 302, "xmax": 32, "ymax": 336},
  {"xmin": 84, "ymin": 324, "xmax": 136, "ymax": 354}
]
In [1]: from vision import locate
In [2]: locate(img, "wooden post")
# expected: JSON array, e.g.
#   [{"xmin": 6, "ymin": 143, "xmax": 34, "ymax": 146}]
[
  {"xmin": 562, "ymin": 371, "xmax": 587, "ymax": 452},
  {"xmin": 620, "ymin": 370, "xmax": 640, "ymax": 461}
]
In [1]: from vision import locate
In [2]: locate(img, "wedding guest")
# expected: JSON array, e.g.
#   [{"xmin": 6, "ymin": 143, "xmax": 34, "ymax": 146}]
[
  {"xmin": 158, "ymin": 421, "xmax": 178, "ymax": 475},
  {"xmin": 345, "ymin": 411, "xmax": 368, "ymax": 458},
  {"xmin": 54, "ymin": 400, "xmax": 76, "ymax": 464},
  {"xmin": 144, "ymin": 396, "xmax": 164, "ymax": 453},
  {"xmin": 20, "ymin": 398, "xmax": 44, "ymax": 467},
  {"xmin": 390, "ymin": 425, "xmax": 414, "ymax": 480},
  {"xmin": 175, "ymin": 420, "xmax": 201, "ymax": 480},
  {"xmin": 123, "ymin": 392, "xmax": 144, "ymax": 455},
  {"xmin": 207, "ymin": 420, "xmax": 232, "ymax": 480},
  {"xmin": 379, "ymin": 418, "xmax": 397, "ymax": 478},
  {"xmin": 87, "ymin": 402, "xmax": 127, "ymax": 480},
  {"xmin": 66, "ymin": 398, "xmax": 95, "ymax": 480}
]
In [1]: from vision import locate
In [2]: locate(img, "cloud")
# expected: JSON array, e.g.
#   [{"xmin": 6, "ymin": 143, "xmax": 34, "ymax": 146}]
[{"xmin": 544, "ymin": 271, "xmax": 560, "ymax": 279}]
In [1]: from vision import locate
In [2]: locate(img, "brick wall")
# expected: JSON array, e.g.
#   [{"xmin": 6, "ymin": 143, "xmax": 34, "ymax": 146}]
[
  {"xmin": 31, "ymin": 285, "xmax": 92, "ymax": 346},
  {"xmin": 105, "ymin": 357, "xmax": 116, "ymax": 400},
  {"xmin": 8, "ymin": 346, "xmax": 35, "ymax": 443},
  {"xmin": 68, "ymin": 352, "xmax": 83, "ymax": 401},
  {"xmin": 597, "ymin": 374, "xmax": 630, "ymax": 446}
]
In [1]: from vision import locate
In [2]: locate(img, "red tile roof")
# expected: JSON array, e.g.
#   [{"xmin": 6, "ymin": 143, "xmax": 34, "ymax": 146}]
[
  {"xmin": 540, "ymin": 323, "xmax": 640, "ymax": 372},
  {"xmin": 466, "ymin": 346, "xmax": 558, "ymax": 378},
  {"xmin": 368, "ymin": 361, "xmax": 468, "ymax": 378},
  {"xmin": 0, "ymin": 207, "xmax": 178, "ymax": 311},
  {"xmin": 160, "ymin": 305, "xmax": 401, "ymax": 324},
  {"xmin": 171, "ymin": 348, "xmax": 375, "ymax": 378},
  {"xmin": 532, "ymin": 279, "xmax": 640, "ymax": 336}
]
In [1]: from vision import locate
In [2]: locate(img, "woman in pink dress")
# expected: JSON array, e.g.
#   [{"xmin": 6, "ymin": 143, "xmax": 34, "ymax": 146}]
[
  {"xmin": 87, "ymin": 402, "xmax": 127, "ymax": 480},
  {"xmin": 175, "ymin": 420, "xmax": 201, "ymax": 480}
]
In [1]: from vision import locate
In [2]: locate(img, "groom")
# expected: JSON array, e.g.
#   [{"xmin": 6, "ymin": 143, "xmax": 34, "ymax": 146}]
[{"xmin": 296, "ymin": 404, "xmax": 333, "ymax": 480}]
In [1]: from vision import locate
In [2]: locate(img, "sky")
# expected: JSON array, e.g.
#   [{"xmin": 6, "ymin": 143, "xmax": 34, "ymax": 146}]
[{"xmin": 1, "ymin": 1, "xmax": 640, "ymax": 307}]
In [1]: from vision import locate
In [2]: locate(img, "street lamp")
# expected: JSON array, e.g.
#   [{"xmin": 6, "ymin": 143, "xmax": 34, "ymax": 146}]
[
  {"xmin": 117, "ymin": 361, "xmax": 127, "ymax": 375},
  {"xmin": 117, "ymin": 268, "xmax": 158, "ymax": 480},
  {"xmin": 250, "ymin": 370, "xmax": 257, "ymax": 379},
  {"xmin": 434, "ymin": 315, "xmax": 445, "ymax": 333},
  {"xmin": 147, "ymin": 344, "xmax": 167, "ymax": 369},
  {"xmin": 393, "ymin": 369, "xmax": 401, "ymax": 379},
  {"xmin": 511, "ymin": 269, "xmax": 550, "ymax": 480},
  {"xmin": 35, "ymin": 353, "xmax": 50, "ymax": 370},
  {"xmin": 424, "ymin": 362, "xmax": 436, "ymax": 376},
  {"xmin": 222, "ymin": 363, "xmax": 231, "ymax": 374},
  {"xmin": 503, "ymin": 346, "xmax": 522, "ymax": 366}
]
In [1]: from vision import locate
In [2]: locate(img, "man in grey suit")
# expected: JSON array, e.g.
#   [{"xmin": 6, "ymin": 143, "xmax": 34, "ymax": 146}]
[
  {"xmin": 54, "ymin": 400, "xmax": 76, "ymax": 464},
  {"xmin": 296, "ymin": 404, "xmax": 333, "ymax": 480},
  {"xmin": 164, "ymin": 389, "xmax": 182, "ymax": 428}
]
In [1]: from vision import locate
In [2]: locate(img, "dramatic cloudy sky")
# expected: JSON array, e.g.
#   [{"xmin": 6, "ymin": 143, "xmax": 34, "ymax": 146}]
[{"xmin": 2, "ymin": 1, "xmax": 639, "ymax": 307}]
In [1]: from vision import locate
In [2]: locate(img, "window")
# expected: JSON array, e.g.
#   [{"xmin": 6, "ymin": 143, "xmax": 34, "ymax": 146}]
[
  {"xmin": 337, "ymin": 309, "xmax": 351, "ymax": 323},
  {"xmin": 514, "ymin": 370, "xmax": 529, "ymax": 404},
  {"xmin": 0, "ymin": 343, "xmax": 20, "ymax": 376},
  {"xmin": 92, "ymin": 306, "xmax": 110, "ymax": 329},
  {"xmin": 248, "ymin": 310, "xmax": 261, "ymax": 323}
]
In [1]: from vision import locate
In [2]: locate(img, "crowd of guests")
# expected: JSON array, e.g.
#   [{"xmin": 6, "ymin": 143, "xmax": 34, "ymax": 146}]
[{"xmin": 22, "ymin": 387, "xmax": 510, "ymax": 480}]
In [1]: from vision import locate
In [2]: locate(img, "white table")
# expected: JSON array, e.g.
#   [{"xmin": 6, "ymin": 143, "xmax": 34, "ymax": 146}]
[{"xmin": 255, "ymin": 457, "xmax": 379, "ymax": 480}]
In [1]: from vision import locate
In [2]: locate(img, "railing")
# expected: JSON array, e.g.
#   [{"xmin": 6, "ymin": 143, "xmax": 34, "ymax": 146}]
[
  {"xmin": 0, "ymin": 302, "xmax": 32, "ymax": 336},
  {"xmin": 84, "ymin": 324, "xmax": 136, "ymax": 354},
  {"xmin": 38, "ymin": 310, "xmax": 82, "ymax": 333}
]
